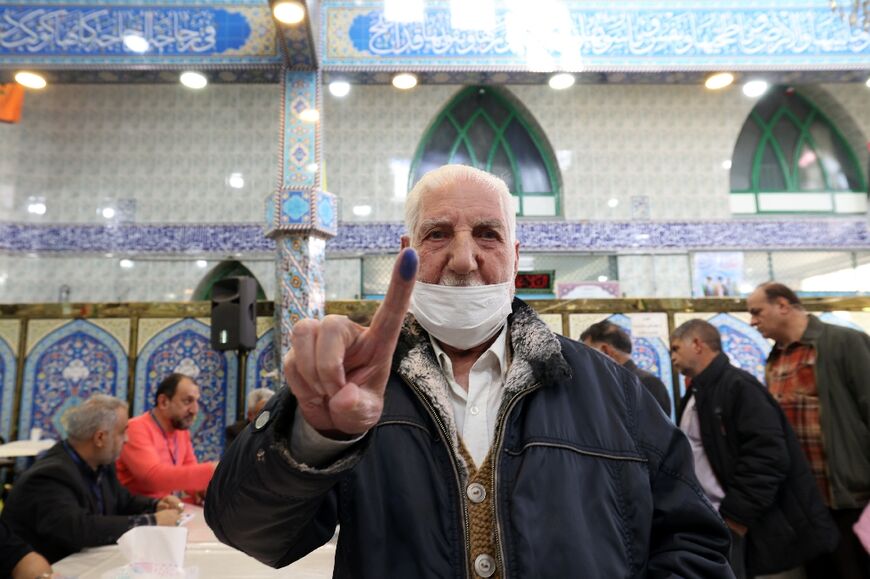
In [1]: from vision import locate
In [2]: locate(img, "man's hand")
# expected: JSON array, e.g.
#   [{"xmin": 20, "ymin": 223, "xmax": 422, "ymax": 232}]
[
  {"xmin": 155, "ymin": 509, "xmax": 182, "ymax": 526},
  {"xmin": 284, "ymin": 249, "xmax": 418, "ymax": 436},
  {"xmin": 156, "ymin": 495, "xmax": 183, "ymax": 512}
]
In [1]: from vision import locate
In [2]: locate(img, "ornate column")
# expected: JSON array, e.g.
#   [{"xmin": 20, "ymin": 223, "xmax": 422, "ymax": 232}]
[{"xmin": 265, "ymin": 70, "xmax": 337, "ymax": 364}]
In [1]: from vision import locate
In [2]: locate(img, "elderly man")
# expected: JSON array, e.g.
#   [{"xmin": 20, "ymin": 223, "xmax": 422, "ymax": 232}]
[
  {"xmin": 225, "ymin": 387, "xmax": 275, "ymax": 448},
  {"xmin": 206, "ymin": 165, "xmax": 731, "ymax": 577},
  {"xmin": 671, "ymin": 320, "xmax": 836, "ymax": 578},
  {"xmin": 1, "ymin": 395, "xmax": 183, "ymax": 563},
  {"xmin": 117, "ymin": 373, "xmax": 216, "ymax": 503},
  {"xmin": 747, "ymin": 282, "xmax": 870, "ymax": 579},
  {"xmin": 581, "ymin": 319, "xmax": 672, "ymax": 414}
]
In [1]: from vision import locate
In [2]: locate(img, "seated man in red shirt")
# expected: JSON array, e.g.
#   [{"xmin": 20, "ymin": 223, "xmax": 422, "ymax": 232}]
[{"xmin": 117, "ymin": 373, "xmax": 216, "ymax": 503}]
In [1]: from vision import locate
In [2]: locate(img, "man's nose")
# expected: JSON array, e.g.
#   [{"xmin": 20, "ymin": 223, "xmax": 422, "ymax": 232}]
[{"xmin": 448, "ymin": 233, "xmax": 478, "ymax": 274}]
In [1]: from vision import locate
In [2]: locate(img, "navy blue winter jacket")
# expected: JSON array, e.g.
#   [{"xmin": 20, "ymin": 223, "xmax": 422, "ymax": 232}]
[{"xmin": 206, "ymin": 301, "xmax": 732, "ymax": 578}]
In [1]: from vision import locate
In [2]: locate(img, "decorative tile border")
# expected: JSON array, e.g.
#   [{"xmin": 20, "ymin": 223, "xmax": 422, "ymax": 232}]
[
  {"xmin": 323, "ymin": 1, "xmax": 870, "ymax": 70},
  {"xmin": 0, "ymin": 4, "xmax": 280, "ymax": 66},
  {"xmin": 2, "ymin": 219, "xmax": 868, "ymax": 254}
]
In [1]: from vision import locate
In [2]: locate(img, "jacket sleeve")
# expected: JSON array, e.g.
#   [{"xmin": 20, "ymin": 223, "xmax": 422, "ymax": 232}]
[
  {"xmin": 118, "ymin": 418, "xmax": 214, "ymax": 494},
  {"xmin": 25, "ymin": 471, "xmax": 135, "ymax": 555},
  {"xmin": 635, "ymin": 375, "xmax": 734, "ymax": 579},
  {"xmin": 718, "ymin": 377, "xmax": 790, "ymax": 527},
  {"xmin": 841, "ymin": 329, "xmax": 870, "ymax": 430},
  {"xmin": 640, "ymin": 373, "xmax": 673, "ymax": 416},
  {"xmin": 204, "ymin": 388, "xmax": 370, "ymax": 568},
  {"xmin": 110, "ymin": 467, "xmax": 157, "ymax": 515}
]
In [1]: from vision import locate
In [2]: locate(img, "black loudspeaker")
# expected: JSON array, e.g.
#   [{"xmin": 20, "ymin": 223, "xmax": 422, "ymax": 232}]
[{"xmin": 211, "ymin": 276, "xmax": 257, "ymax": 351}]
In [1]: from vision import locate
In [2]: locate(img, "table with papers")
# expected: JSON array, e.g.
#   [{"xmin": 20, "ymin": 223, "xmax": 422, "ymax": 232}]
[{"xmin": 53, "ymin": 506, "xmax": 335, "ymax": 578}]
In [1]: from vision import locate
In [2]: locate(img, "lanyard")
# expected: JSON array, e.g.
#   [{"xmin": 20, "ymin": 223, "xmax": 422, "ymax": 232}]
[{"xmin": 149, "ymin": 410, "xmax": 179, "ymax": 465}]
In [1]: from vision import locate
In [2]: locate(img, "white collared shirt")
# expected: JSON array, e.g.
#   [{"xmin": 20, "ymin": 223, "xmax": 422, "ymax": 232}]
[
  {"xmin": 430, "ymin": 324, "xmax": 510, "ymax": 467},
  {"xmin": 679, "ymin": 394, "xmax": 726, "ymax": 510}
]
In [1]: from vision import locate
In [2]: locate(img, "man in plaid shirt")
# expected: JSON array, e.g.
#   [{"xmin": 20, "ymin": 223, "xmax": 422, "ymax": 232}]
[{"xmin": 748, "ymin": 282, "xmax": 870, "ymax": 579}]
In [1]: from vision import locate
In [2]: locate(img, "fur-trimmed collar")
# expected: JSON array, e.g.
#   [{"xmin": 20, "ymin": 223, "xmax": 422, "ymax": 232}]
[{"xmin": 393, "ymin": 298, "xmax": 571, "ymax": 476}]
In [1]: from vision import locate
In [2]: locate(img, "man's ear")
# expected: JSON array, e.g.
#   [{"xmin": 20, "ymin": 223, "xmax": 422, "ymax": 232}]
[
  {"xmin": 94, "ymin": 429, "xmax": 107, "ymax": 448},
  {"xmin": 513, "ymin": 241, "xmax": 520, "ymax": 277},
  {"xmin": 599, "ymin": 343, "xmax": 616, "ymax": 359},
  {"xmin": 400, "ymin": 235, "xmax": 410, "ymax": 250}
]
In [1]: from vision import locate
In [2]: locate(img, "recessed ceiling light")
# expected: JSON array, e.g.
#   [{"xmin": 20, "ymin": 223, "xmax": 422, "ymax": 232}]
[
  {"xmin": 227, "ymin": 172, "xmax": 245, "ymax": 189},
  {"xmin": 742, "ymin": 80, "xmax": 769, "ymax": 98},
  {"xmin": 26, "ymin": 200, "xmax": 46, "ymax": 215},
  {"xmin": 722, "ymin": 160, "xmax": 732, "ymax": 170},
  {"xmin": 352, "ymin": 204, "xmax": 373, "ymax": 216},
  {"xmin": 392, "ymin": 73, "xmax": 418, "ymax": 90},
  {"xmin": 273, "ymin": 1, "xmax": 305, "ymax": 24},
  {"xmin": 607, "ymin": 198, "xmax": 619, "ymax": 208},
  {"xmin": 328, "ymin": 81, "xmax": 351, "ymax": 97},
  {"xmin": 122, "ymin": 34, "xmax": 149, "ymax": 53},
  {"xmin": 179, "ymin": 71, "xmax": 207, "ymax": 89},
  {"xmin": 705, "ymin": 72, "xmax": 734, "ymax": 90},
  {"xmin": 597, "ymin": 275, "xmax": 609, "ymax": 282},
  {"xmin": 101, "ymin": 207, "xmax": 116, "ymax": 219},
  {"xmin": 15, "ymin": 71, "xmax": 46, "ymax": 89},
  {"xmin": 548, "ymin": 73, "xmax": 575, "ymax": 90},
  {"xmin": 299, "ymin": 108, "xmax": 320, "ymax": 122},
  {"xmin": 196, "ymin": 260, "xmax": 208, "ymax": 268},
  {"xmin": 119, "ymin": 259, "xmax": 134, "ymax": 269}
]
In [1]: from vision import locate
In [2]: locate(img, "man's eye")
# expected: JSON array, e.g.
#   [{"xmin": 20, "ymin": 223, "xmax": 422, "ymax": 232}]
[{"xmin": 427, "ymin": 230, "xmax": 446, "ymax": 239}]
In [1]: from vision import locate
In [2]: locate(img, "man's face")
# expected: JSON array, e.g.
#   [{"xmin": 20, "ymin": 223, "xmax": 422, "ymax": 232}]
[
  {"xmin": 670, "ymin": 337, "xmax": 699, "ymax": 377},
  {"xmin": 97, "ymin": 407, "xmax": 129, "ymax": 465},
  {"xmin": 747, "ymin": 289, "xmax": 782, "ymax": 341},
  {"xmin": 161, "ymin": 378, "xmax": 200, "ymax": 430},
  {"xmin": 402, "ymin": 184, "xmax": 519, "ymax": 287}
]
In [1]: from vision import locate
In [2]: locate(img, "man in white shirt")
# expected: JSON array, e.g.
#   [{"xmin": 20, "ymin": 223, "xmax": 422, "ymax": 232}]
[{"xmin": 206, "ymin": 165, "xmax": 732, "ymax": 578}]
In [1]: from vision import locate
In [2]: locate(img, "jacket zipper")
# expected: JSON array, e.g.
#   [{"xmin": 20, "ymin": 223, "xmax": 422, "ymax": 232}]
[
  {"xmin": 400, "ymin": 375, "xmax": 472, "ymax": 579},
  {"xmin": 492, "ymin": 383, "xmax": 542, "ymax": 579}
]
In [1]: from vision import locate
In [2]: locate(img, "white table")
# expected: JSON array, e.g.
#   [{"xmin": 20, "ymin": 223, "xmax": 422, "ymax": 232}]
[
  {"xmin": 53, "ymin": 506, "xmax": 335, "ymax": 578},
  {"xmin": 0, "ymin": 439, "xmax": 55, "ymax": 458}
]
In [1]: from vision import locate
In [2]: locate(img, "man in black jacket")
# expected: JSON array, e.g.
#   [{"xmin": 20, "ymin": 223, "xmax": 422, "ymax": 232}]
[
  {"xmin": 581, "ymin": 319, "xmax": 672, "ymax": 415},
  {"xmin": 206, "ymin": 165, "xmax": 732, "ymax": 577},
  {"xmin": 2, "ymin": 394, "xmax": 184, "ymax": 563},
  {"xmin": 671, "ymin": 319, "xmax": 837, "ymax": 577}
]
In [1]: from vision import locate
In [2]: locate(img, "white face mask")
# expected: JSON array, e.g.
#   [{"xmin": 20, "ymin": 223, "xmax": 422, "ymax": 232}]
[{"xmin": 409, "ymin": 281, "xmax": 514, "ymax": 350}]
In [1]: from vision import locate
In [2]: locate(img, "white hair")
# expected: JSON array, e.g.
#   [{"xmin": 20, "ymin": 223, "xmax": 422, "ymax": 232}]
[
  {"xmin": 66, "ymin": 394, "xmax": 127, "ymax": 441},
  {"xmin": 404, "ymin": 165, "xmax": 516, "ymax": 246},
  {"xmin": 246, "ymin": 387, "xmax": 274, "ymax": 409}
]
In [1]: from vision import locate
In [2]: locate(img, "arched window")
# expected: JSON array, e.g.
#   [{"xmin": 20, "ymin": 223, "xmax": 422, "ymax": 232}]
[
  {"xmin": 193, "ymin": 260, "xmax": 266, "ymax": 301},
  {"xmin": 730, "ymin": 86, "xmax": 867, "ymax": 214},
  {"xmin": 410, "ymin": 86, "xmax": 561, "ymax": 217}
]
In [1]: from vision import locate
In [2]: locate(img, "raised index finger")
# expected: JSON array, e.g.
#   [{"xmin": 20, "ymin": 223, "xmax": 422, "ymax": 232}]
[{"xmin": 368, "ymin": 248, "xmax": 418, "ymax": 344}]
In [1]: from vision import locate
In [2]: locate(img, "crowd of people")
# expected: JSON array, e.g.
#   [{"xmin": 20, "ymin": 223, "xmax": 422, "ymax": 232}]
[{"xmin": 2, "ymin": 165, "xmax": 868, "ymax": 578}]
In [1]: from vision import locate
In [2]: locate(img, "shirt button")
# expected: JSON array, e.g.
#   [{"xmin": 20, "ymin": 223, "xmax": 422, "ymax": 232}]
[
  {"xmin": 466, "ymin": 483, "xmax": 486, "ymax": 504},
  {"xmin": 474, "ymin": 554, "xmax": 496, "ymax": 577},
  {"xmin": 469, "ymin": 406, "xmax": 480, "ymax": 416},
  {"xmin": 255, "ymin": 411, "xmax": 270, "ymax": 430}
]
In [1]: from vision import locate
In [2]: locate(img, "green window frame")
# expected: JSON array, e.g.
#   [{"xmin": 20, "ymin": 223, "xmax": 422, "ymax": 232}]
[
  {"xmin": 730, "ymin": 86, "xmax": 867, "ymax": 214},
  {"xmin": 409, "ymin": 86, "xmax": 561, "ymax": 217}
]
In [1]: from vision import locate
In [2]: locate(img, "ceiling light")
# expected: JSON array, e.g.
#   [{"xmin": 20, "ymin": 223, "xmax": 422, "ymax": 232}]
[
  {"xmin": 450, "ymin": 0, "xmax": 496, "ymax": 30},
  {"xmin": 865, "ymin": 77, "xmax": 870, "ymax": 88},
  {"xmin": 742, "ymin": 80, "xmax": 769, "ymax": 98},
  {"xmin": 328, "ymin": 81, "xmax": 351, "ymax": 97},
  {"xmin": 352, "ymin": 204, "xmax": 372, "ymax": 217},
  {"xmin": 607, "ymin": 198, "xmax": 619, "ymax": 208},
  {"xmin": 273, "ymin": 1, "xmax": 306, "ymax": 24},
  {"xmin": 548, "ymin": 73, "xmax": 575, "ymax": 90},
  {"xmin": 299, "ymin": 108, "xmax": 320, "ymax": 122},
  {"xmin": 101, "ymin": 207, "xmax": 116, "ymax": 219},
  {"xmin": 598, "ymin": 275, "xmax": 609, "ymax": 282},
  {"xmin": 15, "ymin": 71, "xmax": 46, "ymax": 89},
  {"xmin": 227, "ymin": 172, "xmax": 245, "ymax": 189},
  {"xmin": 722, "ymin": 160, "xmax": 732, "ymax": 170},
  {"xmin": 180, "ymin": 71, "xmax": 207, "ymax": 90},
  {"xmin": 704, "ymin": 72, "xmax": 734, "ymax": 90},
  {"xmin": 26, "ymin": 200, "xmax": 46, "ymax": 215},
  {"xmin": 392, "ymin": 73, "xmax": 418, "ymax": 90},
  {"xmin": 122, "ymin": 34, "xmax": 149, "ymax": 53},
  {"xmin": 196, "ymin": 260, "xmax": 208, "ymax": 268},
  {"xmin": 119, "ymin": 259, "xmax": 134, "ymax": 269}
]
